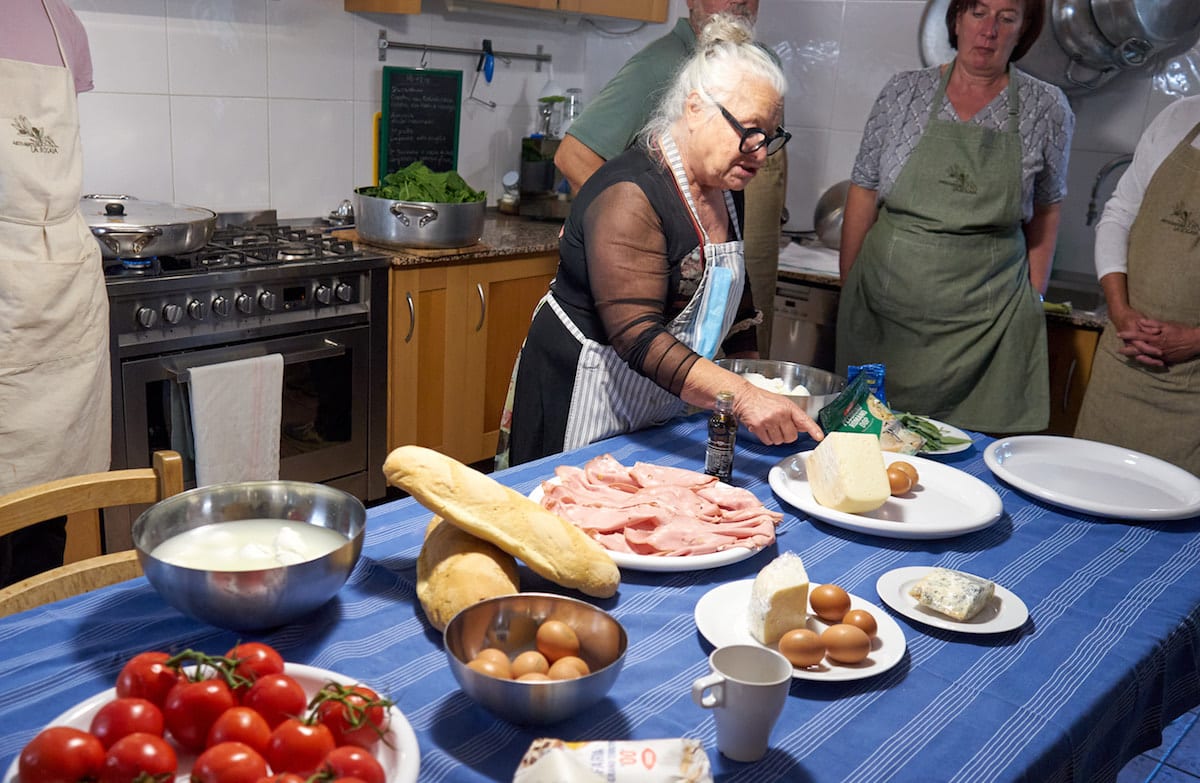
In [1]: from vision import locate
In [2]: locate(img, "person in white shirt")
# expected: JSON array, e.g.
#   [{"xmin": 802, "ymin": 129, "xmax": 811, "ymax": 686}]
[{"xmin": 1075, "ymin": 96, "xmax": 1200, "ymax": 476}]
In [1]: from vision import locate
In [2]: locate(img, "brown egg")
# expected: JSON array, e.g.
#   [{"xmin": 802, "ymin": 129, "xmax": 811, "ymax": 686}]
[
  {"xmin": 467, "ymin": 656, "xmax": 510, "ymax": 679},
  {"xmin": 510, "ymin": 650, "xmax": 550, "ymax": 678},
  {"xmin": 475, "ymin": 648, "xmax": 511, "ymax": 668},
  {"xmin": 887, "ymin": 465, "xmax": 914, "ymax": 495},
  {"xmin": 547, "ymin": 656, "xmax": 589, "ymax": 680},
  {"xmin": 777, "ymin": 628, "xmax": 824, "ymax": 668},
  {"xmin": 809, "ymin": 584, "xmax": 852, "ymax": 623},
  {"xmin": 820, "ymin": 623, "xmax": 871, "ymax": 664},
  {"xmin": 841, "ymin": 608, "xmax": 878, "ymax": 638},
  {"xmin": 516, "ymin": 672, "xmax": 552, "ymax": 682},
  {"xmin": 535, "ymin": 620, "xmax": 581, "ymax": 663},
  {"xmin": 891, "ymin": 461, "xmax": 919, "ymax": 485}
]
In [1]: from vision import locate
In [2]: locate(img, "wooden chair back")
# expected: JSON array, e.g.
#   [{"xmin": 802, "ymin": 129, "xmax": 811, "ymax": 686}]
[{"xmin": 0, "ymin": 451, "xmax": 184, "ymax": 617}]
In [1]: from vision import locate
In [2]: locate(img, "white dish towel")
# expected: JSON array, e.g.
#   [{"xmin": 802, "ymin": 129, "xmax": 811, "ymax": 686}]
[{"xmin": 188, "ymin": 353, "xmax": 284, "ymax": 486}]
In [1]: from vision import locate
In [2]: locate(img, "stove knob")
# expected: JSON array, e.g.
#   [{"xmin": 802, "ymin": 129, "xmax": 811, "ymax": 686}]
[
  {"xmin": 162, "ymin": 304, "xmax": 183, "ymax": 325},
  {"xmin": 314, "ymin": 285, "xmax": 332, "ymax": 305},
  {"xmin": 334, "ymin": 283, "xmax": 354, "ymax": 303},
  {"xmin": 258, "ymin": 291, "xmax": 277, "ymax": 312},
  {"xmin": 187, "ymin": 299, "xmax": 207, "ymax": 321},
  {"xmin": 212, "ymin": 296, "xmax": 231, "ymax": 318},
  {"xmin": 235, "ymin": 293, "xmax": 253, "ymax": 314},
  {"xmin": 136, "ymin": 306, "xmax": 158, "ymax": 329}
]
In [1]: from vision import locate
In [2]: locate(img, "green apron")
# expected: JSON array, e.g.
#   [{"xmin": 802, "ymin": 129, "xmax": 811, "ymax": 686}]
[
  {"xmin": 1074, "ymin": 120, "xmax": 1200, "ymax": 475},
  {"xmin": 836, "ymin": 62, "xmax": 1048, "ymax": 432}
]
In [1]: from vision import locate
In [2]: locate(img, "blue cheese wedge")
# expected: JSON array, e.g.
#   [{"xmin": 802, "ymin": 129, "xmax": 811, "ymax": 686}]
[{"xmin": 907, "ymin": 568, "xmax": 994, "ymax": 621}]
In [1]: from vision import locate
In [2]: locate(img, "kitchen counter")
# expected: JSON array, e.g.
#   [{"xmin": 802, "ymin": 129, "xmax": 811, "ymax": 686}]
[{"xmin": 339, "ymin": 210, "xmax": 562, "ymax": 268}]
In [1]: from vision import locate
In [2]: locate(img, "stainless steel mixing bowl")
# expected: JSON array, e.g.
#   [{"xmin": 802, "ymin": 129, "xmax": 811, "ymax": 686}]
[
  {"xmin": 443, "ymin": 593, "xmax": 627, "ymax": 725},
  {"xmin": 132, "ymin": 480, "xmax": 366, "ymax": 631},
  {"xmin": 716, "ymin": 358, "xmax": 847, "ymax": 417}
]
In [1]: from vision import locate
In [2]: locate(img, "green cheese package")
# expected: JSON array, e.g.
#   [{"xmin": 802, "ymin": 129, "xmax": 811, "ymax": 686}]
[{"xmin": 817, "ymin": 373, "xmax": 925, "ymax": 454}]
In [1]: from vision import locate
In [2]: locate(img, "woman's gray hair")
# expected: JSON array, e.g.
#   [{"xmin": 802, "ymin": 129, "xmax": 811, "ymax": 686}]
[{"xmin": 640, "ymin": 13, "xmax": 786, "ymax": 150}]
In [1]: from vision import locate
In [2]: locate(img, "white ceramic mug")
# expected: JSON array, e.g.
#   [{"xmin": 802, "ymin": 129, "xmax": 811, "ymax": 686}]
[{"xmin": 691, "ymin": 644, "xmax": 793, "ymax": 762}]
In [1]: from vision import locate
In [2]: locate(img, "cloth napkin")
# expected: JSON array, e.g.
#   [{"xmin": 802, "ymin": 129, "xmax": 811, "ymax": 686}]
[
  {"xmin": 777, "ymin": 241, "xmax": 840, "ymax": 276},
  {"xmin": 188, "ymin": 353, "xmax": 284, "ymax": 486}
]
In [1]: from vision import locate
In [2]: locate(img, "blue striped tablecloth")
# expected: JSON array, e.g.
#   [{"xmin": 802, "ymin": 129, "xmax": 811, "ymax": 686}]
[{"xmin": 2, "ymin": 414, "xmax": 1199, "ymax": 782}]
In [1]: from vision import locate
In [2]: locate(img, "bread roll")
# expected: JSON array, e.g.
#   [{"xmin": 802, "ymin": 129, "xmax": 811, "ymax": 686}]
[
  {"xmin": 417, "ymin": 515, "xmax": 520, "ymax": 631},
  {"xmin": 384, "ymin": 446, "xmax": 619, "ymax": 598}
]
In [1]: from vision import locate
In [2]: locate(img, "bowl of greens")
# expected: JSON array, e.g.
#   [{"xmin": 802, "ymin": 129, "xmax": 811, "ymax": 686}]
[{"xmin": 356, "ymin": 161, "xmax": 487, "ymax": 249}]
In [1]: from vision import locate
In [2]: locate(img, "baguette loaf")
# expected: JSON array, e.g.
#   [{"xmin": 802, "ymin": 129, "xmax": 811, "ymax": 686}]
[
  {"xmin": 417, "ymin": 515, "xmax": 520, "ymax": 631},
  {"xmin": 384, "ymin": 446, "xmax": 620, "ymax": 598}
]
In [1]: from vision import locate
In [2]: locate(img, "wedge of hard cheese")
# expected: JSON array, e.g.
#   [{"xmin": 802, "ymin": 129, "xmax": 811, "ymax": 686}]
[
  {"xmin": 748, "ymin": 551, "xmax": 810, "ymax": 645},
  {"xmin": 805, "ymin": 431, "xmax": 890, "ymax": 513},
  {"xmin": 384, "ymin": 445, "xmax": 619, "ymax": 598}
]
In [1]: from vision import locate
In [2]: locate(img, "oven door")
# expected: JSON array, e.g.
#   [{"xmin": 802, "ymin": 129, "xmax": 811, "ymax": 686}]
[{"xmin": 107, "ymin": 325, "xmax": 372, "ymax": 549}]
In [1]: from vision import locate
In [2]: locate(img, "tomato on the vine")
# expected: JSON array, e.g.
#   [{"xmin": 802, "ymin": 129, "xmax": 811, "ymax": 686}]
[
  {"xmin": 99, "ymin": 732, "xmax": 178, "ymax": 783},
  {"xmin": 192, "ymin": 741, "xmax": 269, "ymax": 783},
  {"xmin": 226, "ymin": 642, "xmax": 285, "ymax": 683},
  {"xmin": 254, "ymin": 775, "xmax": 306, "ymax": 783},
  {"xmin": 264, "ymin": 718, "xmax": 336, "ymax": 777},
  {"xmin": 313, "ymin": 684, "xmax": 391, "ymax": 749},
  {"xmin": 208, "ymin": 706, "xmax": 272, "ymax": 754},
  {"xmin": 89, "ymin": 697, "xmax": 165, "ymax": 749},
  {"xmin": 242, "ymin": 672, "xmax": 308, "ymax": 728},
  {"xmin": 115, "ymin": 651, "xmax": 180, "ymax": 707},
  {"xmin": 162, "ymin": 677, "xmax": 237, "ymax": 752},
  {"xmin": 19, "ymin": 726, "xmax": 106, "ymax": 783},
  {"xmin": 320, "ymin": 745, "xmax": 386, "ymax": 783}
]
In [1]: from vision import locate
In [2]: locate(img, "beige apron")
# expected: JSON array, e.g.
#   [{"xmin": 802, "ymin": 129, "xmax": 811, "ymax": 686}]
[
  {"xmin": 1074, "ymin": 121, "xmax": 1200, "ymax": 475},
  {"xmin": 836, "ymin": 62, "xmax": 1048, "ymax": 432},
  {"xmin": 0, "ymin": 0, "xmax": 110, "ymax": 494}
]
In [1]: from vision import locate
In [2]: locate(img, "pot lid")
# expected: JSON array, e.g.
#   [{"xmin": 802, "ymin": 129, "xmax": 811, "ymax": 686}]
[{"xmin": 79, "ymin": 194, "xmax": 216, "ymax": 228}]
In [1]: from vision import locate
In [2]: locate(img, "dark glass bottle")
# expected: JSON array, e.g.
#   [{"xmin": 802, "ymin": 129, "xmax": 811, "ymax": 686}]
[{"xmin": 705, "ymin": 391, "xmax": 737, "ymax": 482}]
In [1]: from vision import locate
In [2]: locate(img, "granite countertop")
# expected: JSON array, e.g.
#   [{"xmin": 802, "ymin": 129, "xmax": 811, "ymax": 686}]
[{"xmin": 340, "ymin": 210, "xmax": 562, "ymax": 268}]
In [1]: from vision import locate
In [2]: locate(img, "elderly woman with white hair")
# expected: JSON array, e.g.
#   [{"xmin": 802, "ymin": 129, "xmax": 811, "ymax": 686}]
[{"xmin": 498, "ymin": 14, "xmax": 823, "ymax": 468}]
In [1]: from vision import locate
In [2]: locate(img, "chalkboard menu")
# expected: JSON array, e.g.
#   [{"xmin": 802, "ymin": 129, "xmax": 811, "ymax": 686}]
[{"xmin": 379, "ymin": 67, "xmax": 462, "ymax": 181}]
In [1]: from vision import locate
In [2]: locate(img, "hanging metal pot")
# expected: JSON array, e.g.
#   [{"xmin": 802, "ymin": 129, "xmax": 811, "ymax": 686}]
[
  {"xmin": 80, "ymin": 194, "xmax": 216, "ymax": 259},
  {"xmin": 1090, "ymin": 0, "xmax": 1200, "ymax": 67}
]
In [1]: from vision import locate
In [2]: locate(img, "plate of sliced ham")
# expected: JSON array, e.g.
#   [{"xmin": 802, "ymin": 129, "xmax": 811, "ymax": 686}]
[{"xmin": 529, "ymin": 455, "xmax": 783, "ymax": 572}]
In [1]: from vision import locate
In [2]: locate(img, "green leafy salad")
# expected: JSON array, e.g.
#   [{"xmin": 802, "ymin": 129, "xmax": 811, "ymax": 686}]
[{"xmin": 363, "ymin": 161, "xmax": 486, "ymax": 203}]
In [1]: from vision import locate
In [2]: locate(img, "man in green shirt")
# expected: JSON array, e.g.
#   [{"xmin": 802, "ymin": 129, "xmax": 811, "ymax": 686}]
[{"xmin": 554, "ymin": 0, "xmax": 786, "ymax": 357}]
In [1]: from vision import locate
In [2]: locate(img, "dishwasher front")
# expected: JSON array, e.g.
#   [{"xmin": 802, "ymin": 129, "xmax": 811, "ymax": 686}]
[{"xmin": 768, "ymin": 280, "xmax": 840, "ymax": 370}]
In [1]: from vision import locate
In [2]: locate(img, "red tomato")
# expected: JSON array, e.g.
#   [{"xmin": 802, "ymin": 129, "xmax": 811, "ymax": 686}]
[
  {"xmin": 100, "ymin": 732, "xmax": 178, "ymax": 783},
  {"xmin": 19, "ymin": 726, "xmax": 106, "ymax": 783},
  {"xmin": 162, "ymin": 677, "xmax": 237, "ymax": 752},
  {"xmin": 254, "ymin": 775, "xmax": 306, "ymax": 783},
  {"xmin": 314, "ymin": 685, "xmax": 390, "ymax": 749},
  {"xmin": 320, "ymin": 745, "xmax": 386, "ymax": 783},
  {"xmin": 88, "ymin": 697, "xmax": 165, "ymax": 749},
  {"xmin": 241, "ymin": 672, "xmax": 308, "ymax": 729},
  {"xmin": 192, "ymin": 741, "xmax": 270, "ymax": 783},
  {"xmin": 226, "ymin": 642, "xmax": 285, "ymax": 684},
  {"xmin": 208, "ymin": 706, "xmax": 272, "ymax": 753},
  {"xmin": 264, "ymin": 719, "xmax": 336, "ymax": 777},
  {"xmin": 115, "ymin": 651, "xmax": 180, "ymax": 707}
]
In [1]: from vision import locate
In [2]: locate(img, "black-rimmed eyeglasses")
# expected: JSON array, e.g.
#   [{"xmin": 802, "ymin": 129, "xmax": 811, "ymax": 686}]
[{"xmin": 716, "ymin": 103, "xmax": 791, "ymax": 156}]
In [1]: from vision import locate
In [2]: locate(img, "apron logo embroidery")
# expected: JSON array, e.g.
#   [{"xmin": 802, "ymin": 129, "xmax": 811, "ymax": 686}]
[
  {"xmin": 938, "ymin": 163, "xmax": 978, "ymax": 195},
  {"xmin": 10, "ymin": 115, "xmax": 59, "ymax": 154},
  {"xmin": 1161, "ymin": 201, "xmax": 1200, "ymax": 240}
]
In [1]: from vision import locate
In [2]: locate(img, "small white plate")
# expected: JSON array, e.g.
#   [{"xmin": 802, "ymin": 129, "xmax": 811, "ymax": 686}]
[
  {"xmin": 768, "ymin": 452, "xmax": 1003, "ymax": 540},
  {"xmin": 984, "ymin": 436, "xmax": 1200, "ymax": 520},
  {"xmin": 875, "ymin": 566, "xmax": 1029, "ymax": 634},
  {"xmin": 693, "ymin": 580, "xmax": 906, "ymax": 681},
  {"xmin": 529, "ymin": 481, "xmax": 767, "ymax": 572},
  {"xmin": 2, "ymin": 663, "xmax": 420, "ymax": 783},
  {"xmin": 918, "ymin": 418, "xmax": 974, "ymax": 456}
]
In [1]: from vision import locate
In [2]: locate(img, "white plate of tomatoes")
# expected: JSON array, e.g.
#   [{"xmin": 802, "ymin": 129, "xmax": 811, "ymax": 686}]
[{"xmin": 4, "ymin": 650, "xmax": 419, "ymax": 783}]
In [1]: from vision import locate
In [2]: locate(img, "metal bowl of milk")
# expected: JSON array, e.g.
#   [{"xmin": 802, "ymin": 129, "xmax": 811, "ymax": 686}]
[{"xmin": 132, "ymin": 481, "xmax": 366, "ymax": 631}]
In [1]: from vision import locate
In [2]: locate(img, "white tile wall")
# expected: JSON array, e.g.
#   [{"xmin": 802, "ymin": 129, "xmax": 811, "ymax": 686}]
[{"xmin": 68, "ymin": 0, "xmax": 1197, "ymax": 280}]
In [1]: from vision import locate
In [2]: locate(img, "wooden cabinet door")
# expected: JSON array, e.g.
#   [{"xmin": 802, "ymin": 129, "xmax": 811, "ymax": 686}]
[
  {"xmin": 344, "ymin": 0, "xmax": 421, "ymax": 13},
  {"xmin": 1044, "ymin": 321, "xmax": 1101, "ymax": 436},
  {"xmin": 475, "ymin": 0, "xmax": 559, "ymax": 9},
  {"xmin": 561, "ymin": 0, "xmax": 668, "ymax": 22},
  {"xmin": 388, "ymin": 266, "xmax": 450, "ymax": 454},
  {"xmin": 460, "ymin": 253, "xmax": 558, "ymax": 464}
]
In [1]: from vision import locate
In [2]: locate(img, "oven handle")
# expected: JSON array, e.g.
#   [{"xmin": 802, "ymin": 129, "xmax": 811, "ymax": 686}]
[{"xmin": 167, "ymin": 340, "xmax": 347, "ymax": 384}]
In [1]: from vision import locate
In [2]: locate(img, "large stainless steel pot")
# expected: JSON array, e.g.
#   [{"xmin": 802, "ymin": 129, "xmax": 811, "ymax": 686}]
[
  {"xmin": 354, "ymin": 187, "xmax": 485, "ymax": 250},
  {"xmin": 1091, "ymin": 0, "xmax": 1200, "ymax": 67},
  {"xmin": 80, "ymin": 194, "xmax": 216, "ymax": 259}
]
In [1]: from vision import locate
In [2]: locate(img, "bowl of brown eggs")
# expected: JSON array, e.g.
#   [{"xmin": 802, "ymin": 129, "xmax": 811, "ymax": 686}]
[{"xmin": 443, "ymin": 592, "xmax": 628, "ymax": 725}]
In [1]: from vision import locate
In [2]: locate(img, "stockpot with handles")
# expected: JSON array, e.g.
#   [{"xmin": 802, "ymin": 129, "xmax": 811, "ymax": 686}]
[
  {"xmin": 354, "ymin": 187, "xmax": 485, "ymax": 250},
  {"xmin": 80, "ymin": 194, "xmax": 216, "ymax": 259}
]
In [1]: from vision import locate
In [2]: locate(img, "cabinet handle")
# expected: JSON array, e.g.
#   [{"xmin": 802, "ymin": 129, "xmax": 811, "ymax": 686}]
[
  {"xmin": 475, "ymin": 282, "xmax": 486, "ymax": 332},
  {"xmin": 404, "ymin": 291, "xmax": 415, "ymax": 343},
  {"xmin": 1062, "ymin": 359, "xmax": 1077, "ymax": 412}
]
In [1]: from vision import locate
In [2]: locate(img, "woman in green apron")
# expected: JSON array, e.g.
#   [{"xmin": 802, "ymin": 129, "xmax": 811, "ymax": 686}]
[
  {"xmin": 1075, "ymin": 96, "xmax": 1200, "ymax": 476},
  {"xmin": 836, "ymin": 0, "xmax": 1073, "ymax": 433}
]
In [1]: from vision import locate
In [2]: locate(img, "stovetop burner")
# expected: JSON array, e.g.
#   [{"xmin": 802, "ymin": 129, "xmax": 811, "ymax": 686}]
[{"xmin": 104, "ymin": 224, "xmax": 365, "ymax": 279}]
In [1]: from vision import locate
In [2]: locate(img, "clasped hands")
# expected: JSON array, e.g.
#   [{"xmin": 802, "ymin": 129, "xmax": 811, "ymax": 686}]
[{"xmin": 1114, "ymin": 310, "xmax": 1200, "ymax": 368}]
